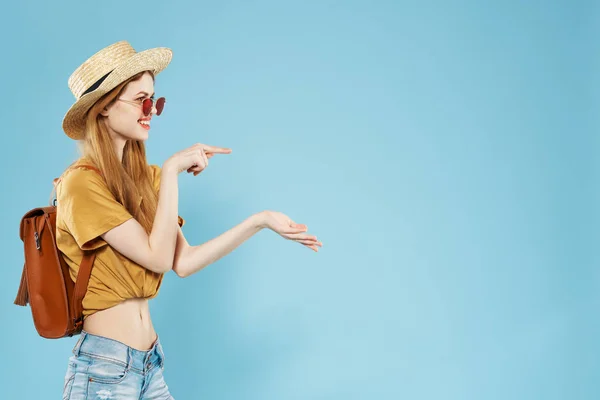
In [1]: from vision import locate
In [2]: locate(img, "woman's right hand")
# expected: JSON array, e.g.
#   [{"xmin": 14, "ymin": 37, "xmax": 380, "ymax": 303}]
[{"xmin": 164, "ymin": 143, "xmax": 232, "ymax": 176}]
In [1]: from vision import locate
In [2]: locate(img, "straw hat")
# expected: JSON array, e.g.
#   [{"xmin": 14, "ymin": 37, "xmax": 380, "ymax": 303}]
[{"xmin": 62, "ymin": 40, "xmax": 172, "ymax": 140}]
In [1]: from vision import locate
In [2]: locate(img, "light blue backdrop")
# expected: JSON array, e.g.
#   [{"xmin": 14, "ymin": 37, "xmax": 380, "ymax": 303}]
[{"xmin": 0, "ymin": 0, "xmax": 596, "ymax": 399}]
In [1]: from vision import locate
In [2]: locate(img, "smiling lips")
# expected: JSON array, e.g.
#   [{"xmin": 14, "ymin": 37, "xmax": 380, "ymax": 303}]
[{"xmin": 138, "ymin": 118, "xmax": 151, "ymax": 130}]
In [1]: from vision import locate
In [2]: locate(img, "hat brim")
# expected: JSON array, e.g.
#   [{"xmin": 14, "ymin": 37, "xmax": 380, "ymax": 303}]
[{"xmin": 62, "ymin": 47, "xmax": 172, "ymax": 140}]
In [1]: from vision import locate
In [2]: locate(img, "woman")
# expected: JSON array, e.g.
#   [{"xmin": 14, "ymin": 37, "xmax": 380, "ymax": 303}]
[{"xmin": 58, "ymin": 41, "xmax": 322, "ymax": 399}]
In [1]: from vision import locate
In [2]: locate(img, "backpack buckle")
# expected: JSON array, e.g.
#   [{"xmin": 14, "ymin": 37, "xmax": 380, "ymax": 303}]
[{"xmin": 34, "ymin": 232, "xmax": 40, "ymax": 250}]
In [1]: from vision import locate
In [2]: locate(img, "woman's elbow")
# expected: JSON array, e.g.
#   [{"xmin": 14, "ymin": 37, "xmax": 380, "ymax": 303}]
[
  {"xmin": 172, "ymin": 263, "xmax": 189, "ymax": 278},
  {"xmin": 172, "ymin": 244, "xmax": 191, "ymax": 278},
  {"xmin": 146, "ymin": 251, "xmax": 176, "ymax": 274}
]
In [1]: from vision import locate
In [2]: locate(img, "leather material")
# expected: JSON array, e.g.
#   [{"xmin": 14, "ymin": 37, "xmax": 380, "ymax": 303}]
[{"xmin": 14, "ymin": 164, "xmax": 100, "ymax": 339}]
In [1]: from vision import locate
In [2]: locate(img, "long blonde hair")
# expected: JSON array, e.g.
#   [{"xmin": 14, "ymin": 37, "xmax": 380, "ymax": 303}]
[{"xmin": 78, "ymin": 71, "xmax": 158, "ymax": 234}]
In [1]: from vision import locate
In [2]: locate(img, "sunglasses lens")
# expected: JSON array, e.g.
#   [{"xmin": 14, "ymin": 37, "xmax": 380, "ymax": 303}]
[
  {"xmin": 156, "ymin": 97, "xmax": 165, "ymax": 116},
  {"xmin": 142, "ymin": 98, "xmax": 153, "ymax": 116}
]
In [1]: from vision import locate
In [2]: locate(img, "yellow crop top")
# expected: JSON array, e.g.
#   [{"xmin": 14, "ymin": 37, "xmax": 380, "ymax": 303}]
[{"xmin": 55, "ymin": 157, "xmax": 184, "ymax": 319}]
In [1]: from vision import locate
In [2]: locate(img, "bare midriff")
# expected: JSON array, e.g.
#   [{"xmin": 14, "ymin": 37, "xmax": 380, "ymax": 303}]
[{"xmin": 83, "ymin": 298, "xmax": 157, "ymax": 351}]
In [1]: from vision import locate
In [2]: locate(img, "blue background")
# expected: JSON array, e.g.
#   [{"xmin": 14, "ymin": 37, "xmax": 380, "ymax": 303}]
[{"xmin": 0, "ymin": 0, "xmax": 596, "ymax": 399}]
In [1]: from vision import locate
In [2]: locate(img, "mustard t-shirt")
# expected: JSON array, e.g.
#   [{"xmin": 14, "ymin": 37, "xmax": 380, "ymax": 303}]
[{"xmin": 55, "ymin": 157, "xmax": 184, "ymax": 319}]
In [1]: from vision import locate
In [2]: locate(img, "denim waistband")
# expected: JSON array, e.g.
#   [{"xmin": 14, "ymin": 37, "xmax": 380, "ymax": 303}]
[{"xmin": 72, "ymin": 330, "xmax": 165, "ymax": 373}]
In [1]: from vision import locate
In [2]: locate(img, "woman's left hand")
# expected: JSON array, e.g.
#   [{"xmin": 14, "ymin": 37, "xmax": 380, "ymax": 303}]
[{"xmin": 258, "ymin": 210, "xmax": 323, "ymax": 252}]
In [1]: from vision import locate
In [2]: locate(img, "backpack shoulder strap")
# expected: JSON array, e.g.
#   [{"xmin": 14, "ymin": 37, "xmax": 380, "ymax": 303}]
[
  {"xmin": 62, "ymin": 164, "xmax": 102, "ymax": 327},
  {"xmin": 72, "ymin": 252, "xmax": 96, "ymax": 329}
]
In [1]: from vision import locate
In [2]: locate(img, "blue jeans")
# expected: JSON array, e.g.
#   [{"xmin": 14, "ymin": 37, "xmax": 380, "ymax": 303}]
[{"xmin": 62, "ymin": 330, "xmax": 174, "ymax": 399}]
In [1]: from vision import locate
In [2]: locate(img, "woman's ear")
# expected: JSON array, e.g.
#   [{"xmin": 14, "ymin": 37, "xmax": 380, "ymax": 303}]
[{"xmin": 99, "ymin": 106, "xmax": 109, "ymax": 117}]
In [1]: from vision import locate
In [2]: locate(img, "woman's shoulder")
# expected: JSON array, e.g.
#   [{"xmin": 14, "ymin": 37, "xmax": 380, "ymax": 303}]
[
  {"xmin": 59, "ymin": 157, "xmax": 104, "ymax": 190},
  {"xmin": 60, "ymin": 157, "xmax": 160, "ymax": 188},
  {"xmin": 72, "ymin": 155, "xmax": 100, "ymax": 171}
]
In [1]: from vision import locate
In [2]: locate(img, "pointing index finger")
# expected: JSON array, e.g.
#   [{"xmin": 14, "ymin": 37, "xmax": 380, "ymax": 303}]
[{"xmin": 204, "ymin": 145, "xmax": 232, "ymax": 154}]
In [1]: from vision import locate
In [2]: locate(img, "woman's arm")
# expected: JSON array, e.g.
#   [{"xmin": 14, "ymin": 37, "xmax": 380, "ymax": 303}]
[
  {"xmin": 172, "ymin": 213, "xmax": 264, "ymax": 278},
  {"xmin": 101, "ymin": 143, "xmax": 231, "ymax": 273},
  {"xmin": 101, "ymin": 164, "xmax": 180, "ymax": 273},
  {"xmin": 172, "ymin": 210, "xmax": 322, "ymax": 278}
]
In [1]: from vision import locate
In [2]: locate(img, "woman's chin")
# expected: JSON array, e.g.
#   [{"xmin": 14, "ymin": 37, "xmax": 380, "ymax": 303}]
[
  {"xmin": 136, "ymin": 128, "xmax": 149, "ymax": 141},
  {"xmin": 124, "ymin": 133, "xmax": 148, "ymax": 142}
]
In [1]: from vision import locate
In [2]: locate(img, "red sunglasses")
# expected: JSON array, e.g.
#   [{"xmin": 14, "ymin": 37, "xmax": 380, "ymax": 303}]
[{"xmin": 118, "ymin": 97, "xmax": 166, "ymax": 116}]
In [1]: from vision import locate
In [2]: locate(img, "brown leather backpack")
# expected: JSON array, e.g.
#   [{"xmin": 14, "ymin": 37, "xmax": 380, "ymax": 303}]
[{"xmin": 14, "ymin": 164, "xmax": 100, "ymax": 339}]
